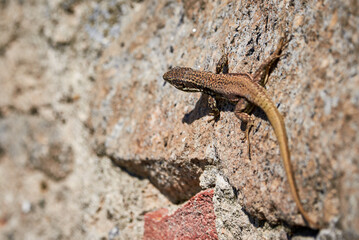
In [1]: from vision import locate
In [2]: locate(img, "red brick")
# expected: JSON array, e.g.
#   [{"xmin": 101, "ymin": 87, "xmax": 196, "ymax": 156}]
[{"xmin": 144, "ymin": 189, "xmax": 217, "ymax": 240}]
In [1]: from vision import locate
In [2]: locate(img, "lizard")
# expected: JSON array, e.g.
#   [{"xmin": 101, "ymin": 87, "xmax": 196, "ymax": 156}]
[{"xmin": 162, "ymin": 37, "xmax": 318, "ymax": 228}]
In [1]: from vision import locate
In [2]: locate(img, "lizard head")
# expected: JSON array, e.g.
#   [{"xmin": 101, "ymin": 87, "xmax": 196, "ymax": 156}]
[{"xmin": 163, "ymin": 67, "xmax": 202, "ymax": 92}]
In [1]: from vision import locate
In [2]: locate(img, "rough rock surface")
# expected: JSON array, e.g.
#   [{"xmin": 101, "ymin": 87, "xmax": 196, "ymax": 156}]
[
  {"xmin": 0, "ymin": 0, "xmax": 358, "ymax": 239},
  {"xmin": 0, "ymin": 1, "xmax": 173, "ymax": 239}
]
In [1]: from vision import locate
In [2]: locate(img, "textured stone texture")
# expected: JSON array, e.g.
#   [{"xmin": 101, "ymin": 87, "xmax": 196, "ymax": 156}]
[
  {"xmin": 212, "ymin": 173, "xmax": 290, "ymax": 240},
  {"xmin": 0, "ymin": 1, "xmax": 172, "ymax": 239},
  {"xmin": 143, "ymin": 189, "xmax": 217, "ymax": 240},
  {"xmin": 0, "ymin": 0, "xmax": 358, "ymax": 239}
]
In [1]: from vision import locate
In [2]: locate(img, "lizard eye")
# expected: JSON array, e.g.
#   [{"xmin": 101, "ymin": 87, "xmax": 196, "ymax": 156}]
[{"xmin": 178, "ymin": 83, "xmax": 185, "ymax": 89}]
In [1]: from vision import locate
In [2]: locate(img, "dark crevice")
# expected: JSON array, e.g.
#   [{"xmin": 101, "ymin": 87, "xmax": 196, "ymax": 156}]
[{"xmin": 109, "ymin": 154, "xmax": 213, "ymax": 204}]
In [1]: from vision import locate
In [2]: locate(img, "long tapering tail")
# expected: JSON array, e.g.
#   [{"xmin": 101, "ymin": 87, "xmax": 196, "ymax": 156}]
[{"xmin": 253, "ymin": 90, "xmax": 318, "ymax": 228}]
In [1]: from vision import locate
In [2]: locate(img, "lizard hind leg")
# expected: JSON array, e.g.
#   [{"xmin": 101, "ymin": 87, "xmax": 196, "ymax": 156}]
[
  {"xmin": 234, "ymin": 99, "xmax": 255, "ymax": 159},
  {"xmin": 252, "ymin": 36, "xmax": 290, "ymax": 85}
]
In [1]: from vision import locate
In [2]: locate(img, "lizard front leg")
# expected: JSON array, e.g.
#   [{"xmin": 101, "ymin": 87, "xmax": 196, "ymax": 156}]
[
  {"xmin": 206, "ymin": 51, "xmax": 230, "ymax": 123},
  {"xmin": 216, "ymin": 53, "xmax": 229, "ymax": 74},
  {"xmin": 207, "ymin": 95, "xmax": 220, "ymax": 123}
]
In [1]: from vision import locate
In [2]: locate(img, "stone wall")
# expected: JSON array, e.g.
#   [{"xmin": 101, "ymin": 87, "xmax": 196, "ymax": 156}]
[{"xmin": 0, "ymin": 0, "xmax": 358, "ymax": 239}]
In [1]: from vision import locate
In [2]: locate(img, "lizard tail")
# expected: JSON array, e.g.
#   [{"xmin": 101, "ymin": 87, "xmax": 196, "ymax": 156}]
[{"xmin": 254, "ymin": 93, "xmax": 319, "ymax": 229}]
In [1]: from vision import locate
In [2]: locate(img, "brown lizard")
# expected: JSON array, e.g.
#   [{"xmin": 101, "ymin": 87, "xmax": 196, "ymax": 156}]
[{"xmin": 162, "ymin": 37, "xmax": 318, "ymax": 228}]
